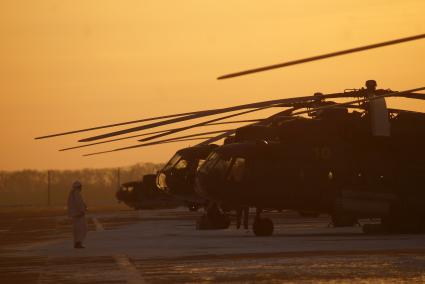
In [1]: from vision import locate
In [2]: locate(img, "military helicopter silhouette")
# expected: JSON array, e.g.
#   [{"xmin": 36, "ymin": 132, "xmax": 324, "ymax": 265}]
[
  {"xmin": 156, "ymin": 144, "xmax": 218, "ymax": 211},
  {"xmin": 36, "ymin": 34, "xmax": 425, "ymax": 235},
  {"xmin": 116, "ymin": 174, "xmax": 181, "ymax": 210}
]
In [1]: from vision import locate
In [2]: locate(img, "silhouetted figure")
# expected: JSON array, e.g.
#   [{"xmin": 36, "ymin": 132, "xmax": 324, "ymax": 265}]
[
  {"xmin": 236, "ymin": 206, "xmax": 249, "ymax": 230},
  {"xmin": 67, "ymin": 181, "xmax": 87, "ymax": 249}
]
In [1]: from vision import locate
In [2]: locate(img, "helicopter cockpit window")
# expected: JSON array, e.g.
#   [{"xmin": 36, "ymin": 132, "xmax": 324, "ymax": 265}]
[
  {"xmin": 157, "ymin": 172, "xmax": 167, "ymax": 189},
  {"xmin": 163, "ymin": 154, "xmax": 182, "ymax": 171},
  {"xmin": 122, "ymin": 186, "xmax": 133, "ymax": 192},
  {"xmin": 199, "ymin": 152, "xmax": 219, "ymax": 173},
  {"xmin": 212, "ymin": 156, "xmax": 232, "ymax": 178},
  {"xmin": 197, "ymin": 159, "xmax": 206, "ymax": 171},
  {"xmin": 227, "ymin": 157, "xmax": 246, "ymax": 182},
  {"xmin": 174, "ymin": 159, "xmax": 188, "ymax": 170}
]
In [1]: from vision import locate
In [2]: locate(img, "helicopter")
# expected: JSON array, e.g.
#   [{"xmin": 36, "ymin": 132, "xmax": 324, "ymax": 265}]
[
  {"xmin": 116, "ymin": 174, "xmax": 181, "ymax": 210},
  {"xmin": 156, "ymin": 144, "xmax": 216, "ymax": 211},
  {"xmin": 35, "ymin": 33, "xmax": 425, "ymax": 236},
  {"xmin": 194, "ymin": 82, "xmax": 425, "ymax": 236},
  {"xmin": 156, "ymin": 143, "xmax": 250, "ymax": 230},
  {"xmin": 105, "ymin": 142, "xmax": 235, "ymax": 229}
]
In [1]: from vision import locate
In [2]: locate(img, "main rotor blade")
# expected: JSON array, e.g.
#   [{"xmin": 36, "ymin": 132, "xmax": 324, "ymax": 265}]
[
  {"xmin": 196, "ymin": 130, "xmax": 237, "ymax": 146},
  {"xmin": 83, "ymin": 108, "xmax": 272, "ymax": 156},
  {"xmin": 137, "ymin": 106, "xmax": 272, "ymax": 143},
  {"xmin": 127, "ymin": 129, "xmax": 230, "ymax": 148},
  {"xmin": 139, "ymin": 100, "xmax": 361, "ymax": 144},
  {"xmin": 86, "ymin": 106, "xmax": 299, "ymax": 156},
  {"xmin": 291, "ymin": 87, "xmax": 425, "ymax": 116},
  {"xmin": 395, "ymin": 92, "xmax": 425, "ymax": 100},
  {"xmin": 59, "ymin": 119, "xmax": 262, "ymax": 151},
  {"xmin": 218, "ymin": 33, "xmax": 425, "ymax": 80},
  {"xmin": 208, "ymin": 119, "xmax": 262, "ymax": 125},
  {"xmin": 196, "ymin": 107, "xmax": 299, "ymax": 146},
  {"xmin": 34, "ymin": 111, "xmax": 201, "ymax": 140},
  {"xmin": 59, "ymin": 128, "xmax": 172, "ymax": 151},
  {"xmin": 84, "ymin": 137, "xmax": 213, "ymax": 157},
  {"xmin": 84, "ymin": 130, "xmax": 229, "ymax": 157},
  {"xmin": 388, "ymin": 108, "xmax": 425, "ymax": 115},
  {"xmin": 78, "ymin": 94, "xmax": 337, "ymax": 142}
]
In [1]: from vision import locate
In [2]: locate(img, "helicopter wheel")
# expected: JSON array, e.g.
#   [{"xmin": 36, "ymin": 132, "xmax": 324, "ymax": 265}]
[{"xmin": 253, "ymin": 217, "xmax": 274, "ymax": 237}]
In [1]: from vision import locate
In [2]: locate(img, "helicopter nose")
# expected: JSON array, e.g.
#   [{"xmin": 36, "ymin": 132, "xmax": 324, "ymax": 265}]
[{"xmin": 156, "ymin": 172, "xmax": 168, "ymax": 191}]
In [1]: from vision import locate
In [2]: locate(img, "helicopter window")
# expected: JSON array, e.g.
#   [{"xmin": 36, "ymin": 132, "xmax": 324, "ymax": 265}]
[
  {"xmin": 174, "ymin": 159, "xmax": 188, "ymax": 170},
  {"xmin": 157, "ymin": 172, "xmax": 167, "ymax": 189},
  {"xmin": 163, "ymin": 154, "xmax": 182, "ymax": 171},
  {"xmin": 199, "ymin": 152, "xmax": 220, "ymax": 173},
  {"xmin": 197, "ymin": 159, "xmax": 206, "ymax": 171},
  {"xmin": 227, "ymin": 157, "xmax": 246, "ymax": 182},
  {"xmin": 212, "ymin": 156, "xmax": 232, "ymax": 178}
]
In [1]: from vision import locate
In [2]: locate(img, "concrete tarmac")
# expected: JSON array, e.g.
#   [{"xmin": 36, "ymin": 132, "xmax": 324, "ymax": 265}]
[{"xmin": 2, "ymin": 207, "xmax": 425, "ymax": 283}]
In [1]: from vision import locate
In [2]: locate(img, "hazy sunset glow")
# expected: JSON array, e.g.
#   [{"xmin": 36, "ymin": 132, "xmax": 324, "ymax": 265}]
[{"xmin": 1, "ymin": 0, "xmax": 424, "ymax": 170}]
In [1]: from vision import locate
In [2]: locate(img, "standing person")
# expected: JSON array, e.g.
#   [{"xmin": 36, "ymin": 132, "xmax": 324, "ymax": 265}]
[
  {"xmin": 67, "ymin": 180, "xmax": 87, "ymax": 249},
  {"xmin": 236, "ymin": 206, "xmax": 249, "ymax": 230}
]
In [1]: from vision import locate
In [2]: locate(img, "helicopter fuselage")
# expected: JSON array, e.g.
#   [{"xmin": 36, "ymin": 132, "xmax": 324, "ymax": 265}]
[
  {"xmin": 116, "ymin": 174, "xmax": 180, "ymax": 210},
  {"xmin": 195, "ymin": 110, "xmax": 425, "ymax": 220},
  {"xmin": 156, "ymin": 144, "xmax": 218, "ymax": 207}
]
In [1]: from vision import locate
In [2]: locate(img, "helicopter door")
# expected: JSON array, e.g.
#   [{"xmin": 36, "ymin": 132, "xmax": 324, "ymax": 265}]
[
  {"xmin": 227, "ymin": 157, "xmax": 246, "ymax": 184},
  {"xmin": 297, "ymin": 164, "xmax": 332, "ymax": 208},
  {"xmin": 297, "ymin": 147, "xmax": 338, "ymax": 208},
  {"xmin": 225, "ymin": 157, "xmax": 247, "ymax": 202}
]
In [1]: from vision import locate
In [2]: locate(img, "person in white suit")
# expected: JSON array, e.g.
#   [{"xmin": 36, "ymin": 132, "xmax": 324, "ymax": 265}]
[{"xmin": 67, "ymin": 180, "xmax": 87, "ymax": 249}]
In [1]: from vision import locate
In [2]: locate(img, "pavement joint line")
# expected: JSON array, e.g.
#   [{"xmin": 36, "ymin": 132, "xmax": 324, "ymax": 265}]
[
  {"xmin": 92, "ymin": 217, "xmax": 104, "ymax": 231},
  {"xmin": 114, "ymin": 254, "xmax": 146, "ymax": 284}
]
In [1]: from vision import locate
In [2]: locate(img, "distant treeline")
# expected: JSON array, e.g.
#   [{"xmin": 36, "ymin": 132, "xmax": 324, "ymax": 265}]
[{"xmin": 0, "ymin": 163, "xmax": 163, "ymax": 207}]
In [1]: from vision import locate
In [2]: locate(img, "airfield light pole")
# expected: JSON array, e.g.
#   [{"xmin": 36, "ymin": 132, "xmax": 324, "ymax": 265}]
[
  {"xmin": 117, "ymin": 168, "xmax": 120, "ymax": 190},
  {"xmin": 47, "ymin": 170, "xmax": 51, "ymax": 207}
]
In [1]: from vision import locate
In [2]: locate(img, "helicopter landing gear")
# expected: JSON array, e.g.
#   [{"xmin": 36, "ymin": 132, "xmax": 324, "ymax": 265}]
[
  {"xmin": 253, "ymin": 208, "xmax": 274, "ymax": 237},
  {"xmin": 196, "ymin": 203, "xmax": 230, "ymax": 230}
]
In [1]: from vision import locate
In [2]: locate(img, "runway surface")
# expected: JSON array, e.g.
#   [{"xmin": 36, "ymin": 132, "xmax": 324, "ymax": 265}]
[{"xmin": 2, "ymin": 207, "xmax": 425, "ymax": 283}]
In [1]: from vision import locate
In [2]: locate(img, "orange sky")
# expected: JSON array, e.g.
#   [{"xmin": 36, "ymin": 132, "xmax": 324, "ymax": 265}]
[{"xmin": 0, "ymin": 0, "xmax": 424, "ymax": 170}]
